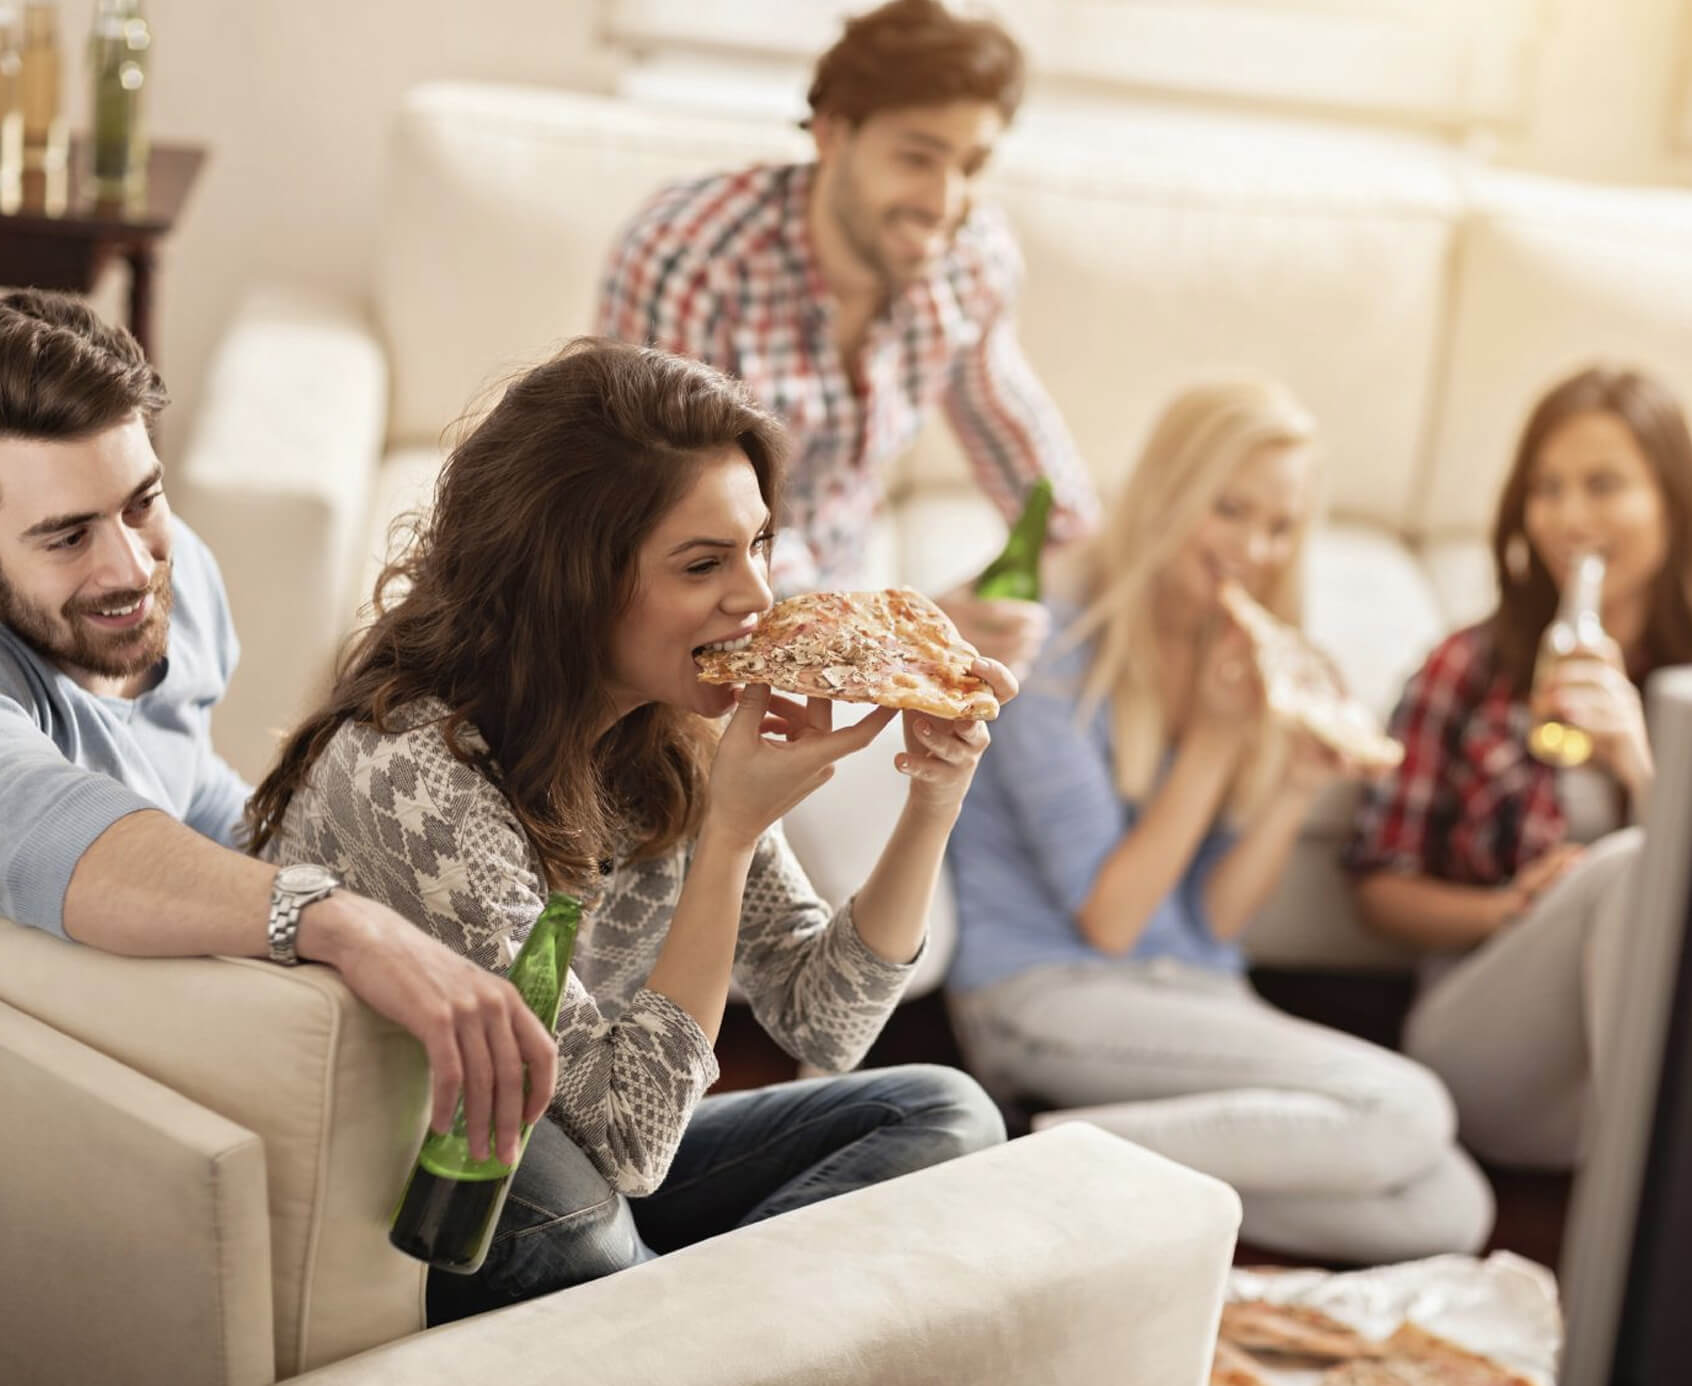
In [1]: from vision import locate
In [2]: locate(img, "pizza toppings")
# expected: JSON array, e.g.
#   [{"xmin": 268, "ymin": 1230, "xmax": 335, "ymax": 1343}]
[
  {"xmin": 1220, "ymin": 1300, "xmax": 1385, "ymax": 1361},
  {"xmin": 695, "ymin": 587, "xmax": 1001, "ymax": 721},
  {"xmin": 1218, "ymin": 1305, "xmax": 1536, "ymax": 1386}
]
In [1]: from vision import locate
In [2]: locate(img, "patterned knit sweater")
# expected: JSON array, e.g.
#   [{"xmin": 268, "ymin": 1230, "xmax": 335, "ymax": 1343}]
[{"xmin": 262, "ymin": 700, "xmax": 917, "ymax": 1195}]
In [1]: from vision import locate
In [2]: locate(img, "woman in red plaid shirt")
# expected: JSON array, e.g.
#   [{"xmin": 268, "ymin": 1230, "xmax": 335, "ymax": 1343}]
[{"xmin": 1346, "ymin": 365, "xmax": 1692, "ymax": 1169}]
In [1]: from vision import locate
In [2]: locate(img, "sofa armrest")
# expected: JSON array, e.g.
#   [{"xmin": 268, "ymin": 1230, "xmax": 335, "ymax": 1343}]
[
  {"xmin": 175, "ymin": 284, "xmax": 389, "ymax": 782},
  {"xmin": 0, "ymin": 998, "xmax": 275, "ymax": 1386},
  {"xmin": 290, "ymin": 1123, "xmax": 1242, "ymax": 1386},
  {"xmin": 0, "ymin": 918, "xmax": 431, "ymax": 1380}
]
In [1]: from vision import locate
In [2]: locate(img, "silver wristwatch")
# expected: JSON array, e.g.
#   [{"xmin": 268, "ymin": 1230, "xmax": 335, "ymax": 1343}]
[{"xmin": 267, "ymin": 863, "xmax": 341, "ymax": 966}]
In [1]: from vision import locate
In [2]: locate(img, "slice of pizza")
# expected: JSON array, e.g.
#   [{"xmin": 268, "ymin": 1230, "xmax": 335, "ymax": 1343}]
[
  {"xmin": 1380, "ymin": 1323, "xmax": 1537, "ymax": 1386},
  {"xmin": 695, "ymin": 587, "xmax": 1000, "ymax": 721},
  {"xmin": 1211, "ymin": 1339, "xmax": 1271, "ymax": 1386},
  {"xmin": 1218, "ymin": 583, "xmax": 1405, "ymax": 772},
  {"xmin": 1321, "ymin": 1362, "xmax": 1421, "ymax": 1386},
  {"xmin": 1220, "ymin": 1300, "xmax": 1385, "ymax": 1361}
]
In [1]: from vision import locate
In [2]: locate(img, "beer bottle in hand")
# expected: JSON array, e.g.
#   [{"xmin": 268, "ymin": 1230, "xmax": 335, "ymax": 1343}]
[
  {"xmin": 1528, "ymin": 549, "xmax": 1607, "ymax": 767},
  {"xmin": 973, "ymin": 477, "xmax": 1053, "ymax": 602},
  {"xmin": 389, "ymin": 890, "xmax": 581, "ymax": 1274}
]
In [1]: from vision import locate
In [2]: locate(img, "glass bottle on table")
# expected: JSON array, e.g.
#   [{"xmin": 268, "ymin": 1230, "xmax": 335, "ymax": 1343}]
[
  {"xmin": 1527, "ymin": 549, "xmax": 1607, "ymax": 768},
  {"xmin": 88, "ymin": 0, "xmax": 149, "ymax": 202},
  {"xmin": 0, "ymin": 6, "xmax": 23, "ymax": 211},
  {"xmin": 18, "ymin": 1, "xmax": 64, "ymax": 175},
  {"xmin": 973, "ymin": 477, "xmax": 1054, "ymax": 602},
  {"xmin": 389, "ymin": 890, "xmax": 582, "ymax": 1275}
]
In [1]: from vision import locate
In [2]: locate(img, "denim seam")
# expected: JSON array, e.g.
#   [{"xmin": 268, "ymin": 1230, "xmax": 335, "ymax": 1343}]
[
  {"xmin": 492, "ymin": 1191, "xmax": 621, "ymax": 1246},
  {"xmin": 648, "ymin": 1099, "xmax": 912, "ymax": 1201}
]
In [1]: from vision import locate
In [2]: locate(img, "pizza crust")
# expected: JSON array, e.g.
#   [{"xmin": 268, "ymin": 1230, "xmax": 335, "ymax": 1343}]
[
  {"xmin": 1218, "ymin": 583, "xmax": 1404, "ymax": 772},
  {"xmin": 695, "ymin": 587, "xmax": 1001, "ymax": 721},
  {"xmin": 1220, "ymin": 1300, "xmax": 1385, "ymax": 1361}
]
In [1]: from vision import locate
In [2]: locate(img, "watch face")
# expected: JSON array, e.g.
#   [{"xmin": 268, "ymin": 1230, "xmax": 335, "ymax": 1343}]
[{"xmin": 277, "ymin": 864, "xmax": 339, "ymax": 895}]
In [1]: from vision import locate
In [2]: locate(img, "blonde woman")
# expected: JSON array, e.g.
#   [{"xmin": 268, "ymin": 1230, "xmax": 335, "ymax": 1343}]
[{"xmin": 944, "ymin": 379, "xmax": 1493, "ymax": 1263}]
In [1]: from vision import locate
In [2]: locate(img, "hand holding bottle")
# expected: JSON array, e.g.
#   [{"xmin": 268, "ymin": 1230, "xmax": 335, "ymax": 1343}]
[
  {"xmin": 1534, "ymin": 637, "xmax": 1653, "ymax": 798},
  {"xmin": 936, "ymin": 583, "xmax": 1049, "ymax": 676}
]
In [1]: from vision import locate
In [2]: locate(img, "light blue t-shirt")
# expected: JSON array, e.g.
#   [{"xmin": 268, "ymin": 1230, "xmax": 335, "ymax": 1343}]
[
  {"xmin": 946, "ymin": 607, "xmax": 1245, "ymax": 994},
  {"xmin": 0, "ymin": 518, "xmax": 249, "ymax": 935}
]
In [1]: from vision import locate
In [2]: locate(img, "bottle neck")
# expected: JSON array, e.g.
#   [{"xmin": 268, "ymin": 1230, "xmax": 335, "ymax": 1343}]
[{"xmin": 1558, "ymin": 552, "xmax": 1608, "ymax": 644}]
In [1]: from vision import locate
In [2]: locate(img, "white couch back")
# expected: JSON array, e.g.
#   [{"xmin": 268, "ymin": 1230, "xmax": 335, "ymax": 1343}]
[{"xmin": 377, "ymin": 85, "xmax": 1463, "ymax": 533}]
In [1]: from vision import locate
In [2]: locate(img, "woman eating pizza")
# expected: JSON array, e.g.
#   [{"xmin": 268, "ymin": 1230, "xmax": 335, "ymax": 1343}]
[
  {"xmin": 943, "ymin": 377, "xmax": 1493, "ymax": 1264},
  {"xmin": 1346, "ymin": 365, "xmax": 1692, "ymax": 1170},
  {"xmin": 245, "ymin": 338, "xmax": 1013, "ymax": 1323}
]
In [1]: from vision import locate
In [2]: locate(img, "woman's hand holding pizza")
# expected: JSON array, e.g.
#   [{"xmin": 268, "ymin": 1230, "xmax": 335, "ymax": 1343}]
[
  {"xmin": 893, "ymin": 658, "xmax": 1019, "ymax": 814},
  {"xmin": 1534, "ymin": 637, "xmax": 1653, "ymax": 798},
  {"xmin": 706, "ymin": 684, "xmax": 897, "ymax": 848}
]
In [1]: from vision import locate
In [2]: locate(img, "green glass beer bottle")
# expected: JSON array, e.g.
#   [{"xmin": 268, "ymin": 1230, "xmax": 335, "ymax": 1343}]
[
  {"xmin": 389, "ymin": 890, "xmax": 581, "ymax": 1274},
  {"xmin": 973, "ymin": 477, "xmax": 1053, "ymax": 602}
]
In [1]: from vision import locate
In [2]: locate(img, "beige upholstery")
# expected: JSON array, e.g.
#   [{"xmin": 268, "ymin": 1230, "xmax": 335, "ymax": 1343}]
[
  {"xmin": 0, "ymin": 1001, "xmax": 274, "ymax": 1386},
  {"xmin": 0, "ymin": 915, "xmax": 1243, "ymax": 1385},
  {"xmin": 180, "ymin": 83, "xmax": 1692, "ymax": 977},
  {"xmin": 0, "ymin": 919, "xmax": 432, "ymax": 1379},
  {"xmin": 293, "ymin": 1123, "xmax": 1242, "ymax": 1386}
]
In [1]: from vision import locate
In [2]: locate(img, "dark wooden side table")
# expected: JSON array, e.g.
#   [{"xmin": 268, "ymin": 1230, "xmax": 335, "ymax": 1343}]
[{"xmin": 0, "ymin": 139, "xmax": 207, "ymax": 361}]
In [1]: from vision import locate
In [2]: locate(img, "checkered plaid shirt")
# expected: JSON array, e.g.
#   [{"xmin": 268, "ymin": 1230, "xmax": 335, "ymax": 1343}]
[
  {"xmin": 1343, "ymin": 624, "xmax": 1566, "ymax": 887},
  {"xmin": 597, "ymin": 161, "xmax": 1098, "ymax": 595}
]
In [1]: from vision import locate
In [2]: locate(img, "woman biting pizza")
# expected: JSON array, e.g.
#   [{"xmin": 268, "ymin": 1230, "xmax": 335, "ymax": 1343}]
[
  {"xmin": 244, "ymin": 338, "xmax": 1014, "ymax": 1323},
  {"xmin": 943, "ymin": 377, "xmax": 1493, "ymax": 1264}
]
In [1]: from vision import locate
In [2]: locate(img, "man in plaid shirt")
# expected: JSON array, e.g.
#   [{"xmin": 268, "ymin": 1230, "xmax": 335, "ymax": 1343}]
[{"xmin": 597, "ymin": 0, "xmax": 1098, "ymax": 674}]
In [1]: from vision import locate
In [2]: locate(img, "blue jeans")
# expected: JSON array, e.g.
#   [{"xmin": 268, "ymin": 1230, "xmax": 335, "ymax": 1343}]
[{"xmin": 425, "ymin": 1063, "xmax": 1005, "ymax": 1325}]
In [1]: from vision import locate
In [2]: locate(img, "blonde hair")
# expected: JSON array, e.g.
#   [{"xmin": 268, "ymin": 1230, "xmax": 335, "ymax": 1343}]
[{"xmin": 1061, "ymin": 376, "xmax": 1319, "ymax": 822}]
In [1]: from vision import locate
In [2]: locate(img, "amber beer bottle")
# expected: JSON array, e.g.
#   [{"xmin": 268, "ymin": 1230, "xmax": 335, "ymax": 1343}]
[
  {"xmin": 390, "ymin": 891, "xmax": 581, "ymax": 1274},
  {"xmin": 1527, "ymin": 550, "xmax": 1607, "ymax": 768},
  {"xmin": 974, "ymin": 478, "xmax": 1053, "ymax": 602}
]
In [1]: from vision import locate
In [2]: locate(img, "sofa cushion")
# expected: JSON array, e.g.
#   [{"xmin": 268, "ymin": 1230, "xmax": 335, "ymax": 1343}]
[
  {"xmin": 1422, "ymin": 168, "xmax": 1692, "ymax": 537},
  {"xmin": 377, "ymin": 84, "xmax": 807, "ymax": 447},
  {"xmin": 1304, "ymin": 521, "xmax": 1448, "ymax": 724},
  {"xmin": 899, "ymin": 106, "xmax": 1464, "ymax": 533}
]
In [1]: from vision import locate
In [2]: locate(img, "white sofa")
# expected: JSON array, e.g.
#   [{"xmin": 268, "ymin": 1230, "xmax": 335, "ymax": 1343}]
[
  {"xmin": 0, "ymin": 917, "xmax": 1242, "ymax": 1386},
  {"xmin": 180, "ymin": 83, "xmax": 1692, "ymax": 978}
]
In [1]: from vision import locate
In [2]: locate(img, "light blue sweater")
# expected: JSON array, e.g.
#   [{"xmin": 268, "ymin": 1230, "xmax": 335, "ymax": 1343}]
[
  {"xmin": 0, "ymin": 518, "xmax": 249, "ymax": 935},
  {"xmin": 946, "ymin": 609, "xmax": 1245, "ymax": 994}
]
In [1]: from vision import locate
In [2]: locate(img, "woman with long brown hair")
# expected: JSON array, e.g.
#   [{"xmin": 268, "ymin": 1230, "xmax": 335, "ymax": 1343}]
[
  {"xmin": 1347, "ymin": 364, "xmax": 1692, "ymax": 1169},
  {"xmin": 247, "ymin": 338, "xmax": 1011, "ymax": 1322}
]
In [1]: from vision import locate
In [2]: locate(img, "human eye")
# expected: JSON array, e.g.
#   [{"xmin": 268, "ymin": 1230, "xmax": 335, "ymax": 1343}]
[
  {"xmin": 1586, "ymin": 471, "xmax": 1623, "ymax": 495},
  {"xmin": 685, "ymin": 556, "xmax": 721, "ymax": 577},
  {"xmin": 47, "ymin": 527, "xmax": 89, "ymax": 553},
  {"xmin": 898, "ymin": 150, "xmax": 936, "ymax": 172},
  {"xmin": 752, "ymin": 529, "xmax": 775, "ymax": 555},
  {"xmin": 1213, "ymin": 495, "xmax": 1246, "ymax": 519},
  {"xmin": 126, "ymin": 488, "xmax": 164, "ymax": 518}
]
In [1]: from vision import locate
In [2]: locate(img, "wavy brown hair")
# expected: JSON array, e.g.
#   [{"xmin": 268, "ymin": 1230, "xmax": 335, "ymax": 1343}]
[
  {"xmin": 804, "ymin": 0, "xmax": 1025, "ymax": 129},
  {"xmin": 1490, "ymin": 364, "xmax": 1692, "ymax": 694},
  {"xmin": 247, "ymin": 339, "xmax": 787, "ymax": 889}
]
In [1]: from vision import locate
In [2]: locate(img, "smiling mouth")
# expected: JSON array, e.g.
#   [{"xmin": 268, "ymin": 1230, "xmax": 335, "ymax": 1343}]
[{"xmin": 81, "ymin": 594, "xmax": 153, "ymax": 631}]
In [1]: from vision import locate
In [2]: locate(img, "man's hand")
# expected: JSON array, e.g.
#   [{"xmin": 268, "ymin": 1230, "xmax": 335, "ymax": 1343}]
[
  {"xmin": 936, "ymin": 583, "xmax": 1049, "ymax": 678},
  {"xmin": 298, "ymin": 893, "xmax": 557, "ymax": 1166}
]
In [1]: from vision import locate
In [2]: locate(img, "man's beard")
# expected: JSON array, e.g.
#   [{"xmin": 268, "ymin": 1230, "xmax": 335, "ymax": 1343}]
[
  {"xmin": 828, "ymin": 163, "xmax": 951, "ymax": 293},
  {"xmin": 0, "ymin": 558, "xmax": 174, "ymax": 681}
]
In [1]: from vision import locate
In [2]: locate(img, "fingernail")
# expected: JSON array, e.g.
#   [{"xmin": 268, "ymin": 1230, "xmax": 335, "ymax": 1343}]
[{"xmin": 918, "ymin": 721, "xmax": 932, "ymax": 735}]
